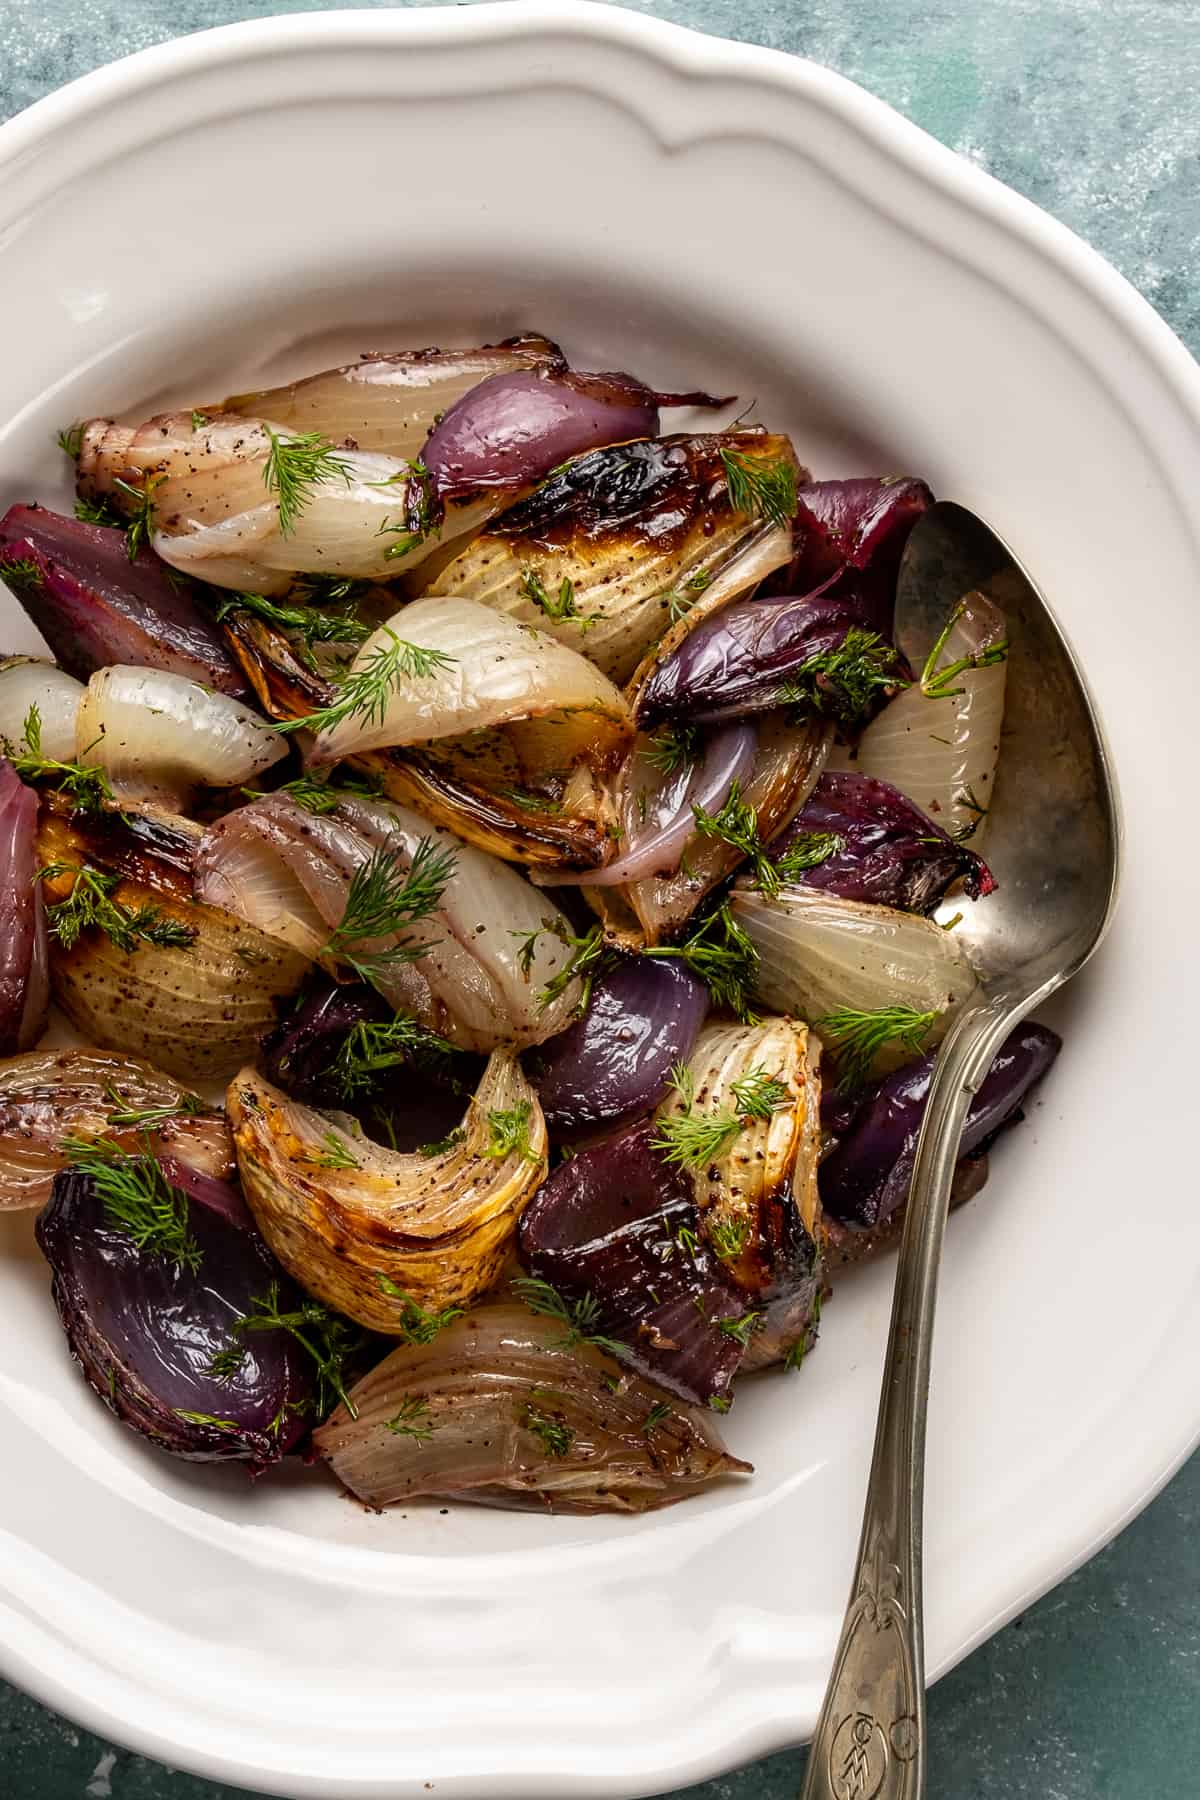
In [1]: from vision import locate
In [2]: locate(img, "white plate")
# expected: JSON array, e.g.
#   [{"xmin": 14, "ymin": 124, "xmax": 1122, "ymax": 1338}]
[{"xmin": 0, "ymin": 6, "xmax": 1197, "ymax": 1797}]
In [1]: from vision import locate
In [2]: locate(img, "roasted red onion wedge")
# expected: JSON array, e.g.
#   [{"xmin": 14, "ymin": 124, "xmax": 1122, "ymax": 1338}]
[
  {"xmin": 518, "ymin": 1120, "xmax": 747, "ymax": 1406},
  {"xmin": 780, "ymin": 476, "xmax": 934, "ymax": 638},
  {"xmin": 528, "ymin": 958, "xmax": 709, "ymax": 1138},
  {"xmin": 0, "ymin": 504, "xmax": 246, "ymax": 693},
  {"xmin": 422, "ymin": 368, "xmax": 729, "ymax": 501},
  {"xmin": 315, "ymin": 1300, "xmax": 750, "ymax": 1514},
  {"xmin": 638, "ymin": 589, "xmax": 904, "ymax": 730},
  {"xmin": 766, "ymin": 771, "xmax": 995, "ymax": 914},
  {"xmin": 0, "ymin": 757, "xmax": 48, "ymax": 1056},
  {"xmin": 819, "ymin": 1020, "xmax": 1061, "ymax": 1229},
  {"xmin": 0, "ymin": 1046, "xmax": 233, "ymax": 1212},
  {"xmin": 36, "ymin": 1163, "xmax": 315, "ymax": 1468}
]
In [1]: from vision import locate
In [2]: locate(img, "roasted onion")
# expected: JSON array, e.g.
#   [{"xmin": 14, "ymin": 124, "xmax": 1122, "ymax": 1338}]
[
  {"xmin": 36, "ymin": 795, "xmax": 308, "ymax": 1083},
  {"xmin": 37, "ymin": 1165, "xmax": 314, "ymax": 1468},
  {"xmin": 0, "ymin": 657, "xmax": 84, "ymax": 760},
  {"xmin": 0, "ymin": 757, "xmax": 49, "ymax": 1055},
  {"xmin": 221, "ymin": 334, "xmax": 566, "ymax": 456},
  {"xmin": 228, "ymin": 1053, "xmax": 546, "ymax": 1324},
  {"xmin": 0, "ymin": 503, "xmax": 246, "ymax": 692},
  {"xmin": 732, "ymin": 884, "xmax": 979, "ymax": 1075},
  {"xmin": 314, "ymin": 1299, "xmax": 750, "ymax": 1514},
  {"xmin": 766, "ymin": 771, "xmax": 995, "ymax": 914},
  {"xmin": 422, "ymin": 430, "xmax": 797, "ymax": 682},
  {"xmin": 529, "ymin": 958, "xmax": 709, "ymax": 1138},
  {"xmin": 0, "ymin": 1046, "xmax": 233, "ymax": 1211}
]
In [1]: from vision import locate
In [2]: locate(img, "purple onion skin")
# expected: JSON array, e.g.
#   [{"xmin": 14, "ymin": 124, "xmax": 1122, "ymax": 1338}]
[
  {"xmin": 769, "ymin": 771, "xmax": 995, "ymax": 913},
  {"xmin": 0, "ymin": 504, "xmax": 246, "ymax": 694},
  {"xmin": 260, "ymin": 979, "xmax": 473, "ymax": 1152},
  {"xmin": 422, "ymin": 369, "xmax": 729, "ymax": 501},
  {"xmin": 36, "ymin": 1168, "xmax": 315, "ymax": 1468},
  {"xmin": 158, "ymin": 1156, "xmax": 255, "ymax": 1233},
  {"xmin": 638, "ymin": 590, "xmax": 896, "ymax": 729},
  {"xmin": 775, "ymin": 477, "xmax": 933, "ymax": 640},
  {"xmin": 528, "ymin": 959, "xmax": 709, "ymax": 1139},
  {"xmin": 518, "ymin": 1120, "xmax": 745, "ymax": 1406},
  {"xmin": 0, "ymin": 758, "xmax": 49, "ymax": 1055},
  {"xmin": 819, "ymin": 1021, "xmax": 1062, "ymax": 1229}
]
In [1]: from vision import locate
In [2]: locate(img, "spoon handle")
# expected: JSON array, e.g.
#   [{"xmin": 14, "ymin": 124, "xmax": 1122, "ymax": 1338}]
[{"xmin": 799, "ymin": 1010, "xmax": 1008, "ymax": 1800}]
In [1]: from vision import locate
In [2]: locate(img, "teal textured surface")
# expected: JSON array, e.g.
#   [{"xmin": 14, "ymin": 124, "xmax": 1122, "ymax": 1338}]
[{"xmin": 0, "ymin": 4, "xmax": 1197, "ymax": 1798}]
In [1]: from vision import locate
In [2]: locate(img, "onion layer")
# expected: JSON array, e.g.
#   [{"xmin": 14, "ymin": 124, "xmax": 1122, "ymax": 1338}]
[
  {"xmin": 0, "ymin": 503, "xmax": 246, "ymax": 692},
  {"xmin": 529, "ymin": 958, "xmax": 709, "ymax": 1138},
  {"xmin": 308, "ymin": 597, "xmax": 633, "ymax": 773},
  {"xmin": 37, "ymin": 1166, "xmax": 314, "ymax": 1468},
  {"xmin": 0, "ymin": 758, "xmax": 49, "ymax": 1055},
  {"xmin": 314, "ymin": 1300, "xmax": 749, "ymax": 1514},
  {"xmin": 228, "ymin": 1054, "xmax": 547, "ymax": 1323},
  {"xmin": 76, "ymin": 665, "xmax": 285, "ymax": 812},
  {"xmin": 0, "ymin": 658, "xmax": 84, "ymax": 760},
  {"xmin": 0, "ymin": 1046, "xmax": 233, "ymax": 1211},
  {"xmin": 732, "ymin": 884, "xmax": 979, "ymax": 1074},
  {"xmin": 848, "ymin": 589, "xmax": 1008, "ymax": 846}
]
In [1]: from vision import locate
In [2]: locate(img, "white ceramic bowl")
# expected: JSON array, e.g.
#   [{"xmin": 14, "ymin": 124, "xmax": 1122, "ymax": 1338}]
[{"xmin": 1, "ymin": 6, "xmax": 1198, "ymax": 1796}]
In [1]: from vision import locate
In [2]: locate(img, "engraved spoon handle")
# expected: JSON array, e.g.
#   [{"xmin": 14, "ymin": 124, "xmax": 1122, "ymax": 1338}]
[{"xmin": 799, "ymin": 1005, "xmax": 1014, "ymax": 1800}]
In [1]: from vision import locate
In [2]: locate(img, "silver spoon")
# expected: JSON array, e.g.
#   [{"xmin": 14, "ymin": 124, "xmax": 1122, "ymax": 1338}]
[{"xmin": 798, "ymin": 500, "xmax": 1121, "ymax": 1800}]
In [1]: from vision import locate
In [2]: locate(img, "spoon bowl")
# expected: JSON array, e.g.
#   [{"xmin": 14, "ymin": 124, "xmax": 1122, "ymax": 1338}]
[{"xmin": 800, "ymin": 500, "xmax": 1121, "ymax": 1800}]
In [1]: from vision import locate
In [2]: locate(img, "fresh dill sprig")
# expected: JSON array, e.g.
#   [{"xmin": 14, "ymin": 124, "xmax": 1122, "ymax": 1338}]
[
  {"xmin": 642, "ymin": 722, "xmax": 702, "ymax": 776},
  {"xmin": 665, "ymin": 569, "xmax": 713, "ymax": 625},
  {"xmin": 642, "ymin": 1400, "xmax": 673, "ymax": 1435},
  {"xmin": 951, "ymin": 783, "xmax": 990, "ymax": 842},
  {"xmin": 102, "ymin": 1080, "xmax": 205, "ymax": 1130},
  {"xmin": 644, "ymin": 900, "xmax": 760, "ymax": 1022},
  {"xmin": 816, "ymin": 1004, "xmax": 939, "ymax": 1091},
  {"xmin": 651, "ymin": 1063, "xmax": 742, "ymax": 1170},
  {"xmin": 772, "ymin": 830, "xmax": 844, "ymax": 881},
  {"xmin": 174, "ymin": 1410, "xmax": 239, "ymax": 1432},
  {"xmin": 537, "ymin": 922, "xmax": 611, "ymax": 1013},
  {"xmin": 273, "ymin": 627, "xmax": 457, "ymax": 737},
  {"xmin": 0, "ymin": 557, "xmax": 44, "ymax": 597},
  {"xmin": 522, "ymin": 1401, "xmax": 575, "ymax": 1459},
  {"xmin": 234, "ymin": 1280, "xmax": 366, "ymax": 1421},
  {"xmin": 243, "ymin": 770, "xmax": 387, "ymax": 815},
  {"xmin": 262, "ymin": 427, "xmax": 354, "ymax": 536},
  {"xmin": 484, "ymin": 1101, "xmax": 540, "ymax": 1164},
  {"xmin": 920, "ymin": 603, "xmax": 1009, "ymax": 699},
  {"xmin": 322, "ymin": 836, "xmax": 455, "ymax": 980},
  {"xmin": 511, "ymin": 1274, "xmax": 626, "ymax": 1360},
  {"xmin": 385, "ymin": 1397, "xmax": 436, "ymax": 1443},
  {"xmin": 707, "ymin": 1215, "xmax": 750, "ymax": 1262},
  {"xmin": 784, "ymin": 1291, "xmax": 822, "ymax": 1371},
  {"xmin": 775, "ymin": 628, "xmax": 905, "ymax": 729},
  {"xmin": 419, "ymin": 1126, "xmax": 466, "ymax": 1157},
  {"xmin": 708, "ymin": 1394, "xmax": 732, "ymax": 1414},
  {"xmin": 39, "ymin": 863, "xmax": 196, "ymax": 954},
  {"xmin": 308, "ymin": 1130, "xmax": 360, "ymax": 1170},
  {"xmin": 376, "ymin": 1276, "xmax": 464, "ymax": 1344},
  {"xmin": 714, "ymin": 1309, "xmax": 765, "ymax": 1348},
  {"xmin": 57, "ymin": 422, "xmax": 84, "ymax": 461},
  {"xmin": 3, "ymin": 704, "xmax": 117, "ymax": 814},
  {"xmin": 325, "ymin": 1014, "xmax": 456, "ymax": 1100},
  {"xmin": 729, "ymin": 1066, "xmax": 791, "ymax": 1120},
  {"xmin": 190, "ymin": 410, "xmax": 209, "ymax": 432},
  {"xmin": 206, "ymin": 1344, "xmax": 248, "ymax": 1382},
  {"xmin": 63, "ymin": 1134, "xmax": 201, "ymax": 1272},
  {"xmin": 214, "ymin": 589, "xmax": 370, "ymax": 667},
  {"xmin": 74, "ymin": 496, "xmax": 123, "ymax": 528},
  {"xmin": 520, "ymin": 568, "xmax": 596, "ymax": 630},
  {"xmin": 719, "ymin": 447, "xmax": 798, "ymax": 530},
  {"xmin": 691, "ymin": 780, "xmax": 781, "ymax": 896},
  {"xmin": 111, "ymin": 475, "xmax": 161, "ymax": 563}
]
